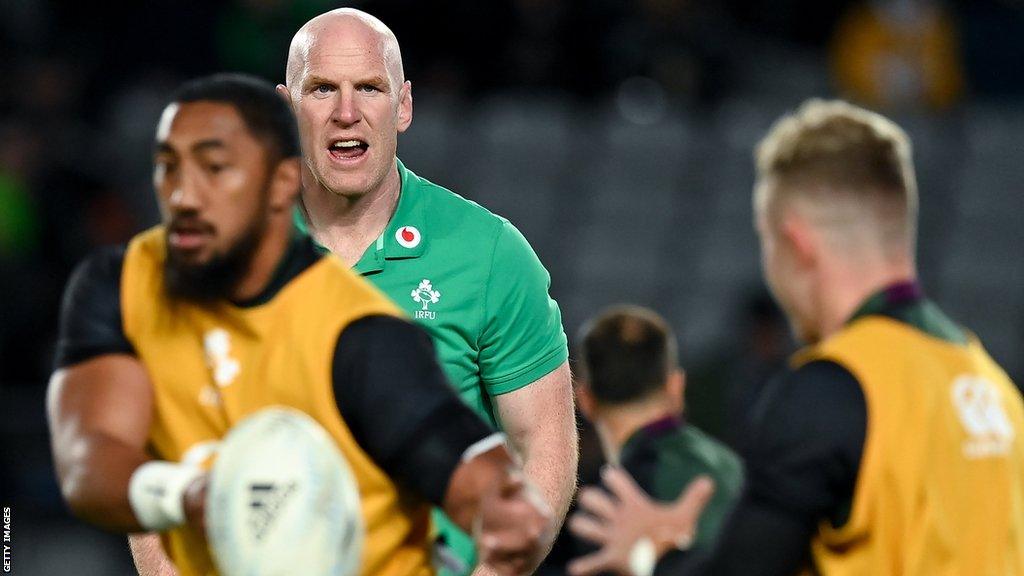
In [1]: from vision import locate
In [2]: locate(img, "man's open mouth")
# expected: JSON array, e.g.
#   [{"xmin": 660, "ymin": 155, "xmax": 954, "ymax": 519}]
[
  {"xmin": 328, "ymin": 139, "xmax": 369, "ymax": 160},
  {"xmin": 168, "ymin": 220, "xmax": 213, "ymax": 251}
]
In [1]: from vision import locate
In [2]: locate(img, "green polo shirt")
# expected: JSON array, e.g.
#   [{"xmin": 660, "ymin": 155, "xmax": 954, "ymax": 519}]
[{"xmin": 294, "ymin": 159, "xmax": 569, "ymax": 573}]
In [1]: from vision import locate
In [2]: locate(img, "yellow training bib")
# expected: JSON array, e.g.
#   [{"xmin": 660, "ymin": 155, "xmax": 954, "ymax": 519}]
[
  {"xmin": 122, "ymin": 227, "xmax": 433, "ymax": 576},
  {"xmin": 796, "ymin": 316, "xmax": 1024, "ymax": 576}
]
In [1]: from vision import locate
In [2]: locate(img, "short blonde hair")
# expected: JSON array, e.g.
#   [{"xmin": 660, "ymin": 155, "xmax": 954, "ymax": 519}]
[{"xmin": 755, "ymin": 99, "xmax": 918, "ymax": 252}]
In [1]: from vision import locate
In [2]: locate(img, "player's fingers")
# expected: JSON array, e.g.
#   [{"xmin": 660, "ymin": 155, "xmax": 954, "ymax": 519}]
[
  {"xmin": 567, "ymin": 550, "xmax": 617, "ymax": 576},
  {"xmin": 600, "ymin": 465, "xmax": 647, "ymax": 504},
  {"xmin": 567, "ymin": 512, "xmax": 609, "ymax": 545},
  {"xmin": 674, "ymin": 475, "xmax": 716, "ymax": 524},
  {"xmin": 577, "ymin": 486, "xmax": 618, "ymax": 521}
]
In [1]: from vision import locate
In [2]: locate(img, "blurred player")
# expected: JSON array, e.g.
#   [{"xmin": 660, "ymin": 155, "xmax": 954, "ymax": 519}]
[
  {"xmin": 279, "ymin": 9, "xmax": 576, "ymax": 576},
  {"xmin": 47, "ymin": 73, "xmax": 553, "ymax": 576},
  {"xmin": 569, "ymin": 100, "xmax": 1024, "ymax": 575},
  {"xmin": 572, "ymin": 306, "xmax": 743, "ymax": 563}
]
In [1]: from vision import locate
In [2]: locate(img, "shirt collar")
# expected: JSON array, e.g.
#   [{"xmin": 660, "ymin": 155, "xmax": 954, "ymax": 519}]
[
  {"xmin": 292, "ymin": 158, "xmax": 428, "ymax": 274},
  {"xmin": 847, "ymin": 280, "xmax": 924, "ymax": 324},
  {"xmin": 624, "ymin": 414, "xmax": 685, "ymax": 446},
  {"xmin": 639, "ymin": 414, "xmax": 685, "ymax": 437},
  {"xmin": 379, "ymin": 158, "xmax": 428, "ymax": 260},
  {"xmin": 620, "ymin": 414, "xmax": 685, "ymax": 462}
]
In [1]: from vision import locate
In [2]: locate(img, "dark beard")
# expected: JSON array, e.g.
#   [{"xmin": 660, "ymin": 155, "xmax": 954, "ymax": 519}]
[{"xmin": 164, "ymin": 216, "xmax": 265, "ymax": 303}]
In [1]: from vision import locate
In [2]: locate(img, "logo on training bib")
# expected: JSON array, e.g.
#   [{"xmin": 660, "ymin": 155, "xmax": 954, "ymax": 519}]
[
  {"xmin": 205, "ymin": 328, "xmax": 240, "ymax": 386},
  {"xmin": 199, "ymin": 328, "xmax": 240, "ymax": 405},
  {"xmin": 396, "ymin": 226, "xmax": 421, "ymax": 248},
  {"xmin": 951, "ymin": 375, "xmax": 1015, "ymax": 458},
  {"xmin": 410, "ymin": 279, "xmax": 441, "ymax": 320}
]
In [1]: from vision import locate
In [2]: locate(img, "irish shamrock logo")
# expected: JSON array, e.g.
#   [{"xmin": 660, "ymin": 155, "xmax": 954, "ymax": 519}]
[{"xmin": 411, "ymin": 279, "xmax": 441, "ymax": 311}]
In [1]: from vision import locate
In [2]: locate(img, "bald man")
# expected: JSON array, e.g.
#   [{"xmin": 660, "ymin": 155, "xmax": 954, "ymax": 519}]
[{"xmin": 131, "ymin": 9, "xmax": 577, "ymax": 576}]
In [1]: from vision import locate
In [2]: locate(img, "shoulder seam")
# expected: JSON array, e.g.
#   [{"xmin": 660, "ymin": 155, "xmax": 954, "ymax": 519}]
[{"xmin": 478, "ymin": 220, "xmax": 509, "ymax": 350}]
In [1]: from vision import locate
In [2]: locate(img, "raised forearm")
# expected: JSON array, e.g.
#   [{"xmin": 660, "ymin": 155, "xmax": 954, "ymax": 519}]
[
  {"xmin": 55, "ymin": 432, "xmax": 150, "ymax": 532},
  {"xmin": 499, "ymin": 362, "xmax": 579, "ymax": 529},
  {"xmin": 515, "ymin": 419, "xmax": 579, "ymax": 530},
  {"xmin": 47, "ymin": 357, "xmax": 159, "ymax": 533}
]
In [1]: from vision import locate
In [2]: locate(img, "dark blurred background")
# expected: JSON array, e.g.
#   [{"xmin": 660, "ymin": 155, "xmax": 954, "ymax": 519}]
[{"xmin": 2, "ymin": 0, "xmax": 1023, "ymax": 573}]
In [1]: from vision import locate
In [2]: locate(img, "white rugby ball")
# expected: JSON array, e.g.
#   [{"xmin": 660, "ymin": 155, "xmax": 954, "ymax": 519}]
[{"xmin": 207, "ymin": 407, "xmax": 364, "ymax": 576}]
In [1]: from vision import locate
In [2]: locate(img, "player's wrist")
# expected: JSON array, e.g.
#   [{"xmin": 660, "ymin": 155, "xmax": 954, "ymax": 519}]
[
  {"xmin": 650, "ymin": 526, "xmax": 694, "ymax": 557},
  {"xmin": 128, "ymin": 461, "xmax": 203, "ymax": 531},
  {"xmin": 629, "ymin": 537, "xmax": 658, "ymax": 576},
  {"xmin": 630, "ymin": 528, "xmax": 692, "ymax": 576},
  {"xmin": 461, "ymin": 432, "xmax": 509, "ymax": 464},
  {"xmin": 655, "ymin": 490, "xmax": 702, "ymax": 555},
  {"xmin": 447, "ymin": 436, "xmax": 515, "ymax": 534}
]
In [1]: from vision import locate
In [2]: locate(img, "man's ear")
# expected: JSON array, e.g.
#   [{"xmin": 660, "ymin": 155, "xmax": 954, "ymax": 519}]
[
  {"xmin": 666, "ymin": 369, "xmax": 685, "ymax": 415},
  {"xmin": 269, "ymin": 157, "xmax": 302, "ymax": 211},
  {"xmin": 397, "ymin": 80, "xmax": 413, "ymax": 133},
  {"xmin": 276, "ymin": 84, "xmax": 294, "ymax": 107},
  {"xmin": 781, "ymin": 212, "xmax": 819, "ymax": 270},
  {"xmin": 575, "ymin": 381, "xmax": 596, "ymax": 423}
]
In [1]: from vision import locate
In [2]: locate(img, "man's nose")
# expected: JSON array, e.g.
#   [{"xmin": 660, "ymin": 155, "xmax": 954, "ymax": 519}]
[
  {"xmin": 169, "ymin": 171, "xmax": 202, "ymax": 211},
  {"xmin": 331, "ymin": 86, "xmax": 361, "ymax": 126}
]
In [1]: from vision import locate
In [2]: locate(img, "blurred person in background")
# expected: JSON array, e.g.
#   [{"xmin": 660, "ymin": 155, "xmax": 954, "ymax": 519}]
[
  {"xmin": 831, "ymin": 0, "xmax": 964, "ymax": 110},
  {"xmin": 573, "ymin": 305, "xmax": 743, "ymax": 565},
  {"xmin": 131, "ymin": 8, "xmax": 577, "ymax": 576},
  {"xmin": 569, "ymin": 99, "xmax": 1024, "ymax": 575},
  {"xmin": 48, "ymin": 72, "xmax": 553, "ymax": 576}
]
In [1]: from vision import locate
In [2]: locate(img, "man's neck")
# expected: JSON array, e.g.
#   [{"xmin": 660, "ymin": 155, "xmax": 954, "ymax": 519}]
[
  {"xmin": 231, "ymin": 216, "xmax": 293, "ymax": 303},
  {"xmin": 815, "ymin": 257, "xmax": 917, "ymax": 341},
  {"xmin": 594, "ymin": 400, "xmax": 678, "ymax": 466},
  {"xmin": 300, "ymin": 163, "xmax": 402, "ymax": 265}
]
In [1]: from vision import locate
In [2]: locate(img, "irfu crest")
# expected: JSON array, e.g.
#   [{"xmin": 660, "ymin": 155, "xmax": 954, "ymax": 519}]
[{"xmin": 410, "ymin": 279, "xmax": 441, "ymax": 319}]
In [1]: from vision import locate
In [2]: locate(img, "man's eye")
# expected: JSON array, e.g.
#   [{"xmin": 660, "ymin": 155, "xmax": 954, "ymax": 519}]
[
  {"xmin": 358, "ymin": 85, "xmax": 380, "ymax": 93},
  {"xmin": 155, "ymin": 160, "xmax": 177, "ymax": 173},
  {"xmin": 315, "ymin": 84, "xmax": 333, "ymax": 94},
  {"xmin": 198, "ymin": 162, "xmax": 226, "ymax": 175}
]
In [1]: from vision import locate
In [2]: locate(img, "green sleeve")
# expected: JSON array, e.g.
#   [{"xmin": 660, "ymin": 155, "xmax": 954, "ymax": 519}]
[{"xmin": 478, "ymin": 221, "xmax": 568, "ymax": 396}]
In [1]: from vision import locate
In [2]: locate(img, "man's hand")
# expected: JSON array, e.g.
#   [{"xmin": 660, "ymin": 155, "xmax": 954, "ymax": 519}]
[
  {"xmin": 128, "ymin": 473, "xmax": 207, "ymax": 576},
  {"xmin": 182, "ymin": 474, "xmax": 209, "ymax": 541},
  {"xmin": 444, "ymin": 443, "xmax": 556, "ymax": 576},
  {"xmin": 474, "ymin": 469, "xmax": 555, "ymax": 576},
  {"xmin": 129, "ymin": 534, "xmax": 179, "ymax": 576},
  {"xmin": 567, "ymin": 467, "xmax": 715, "ymax": 576}
]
